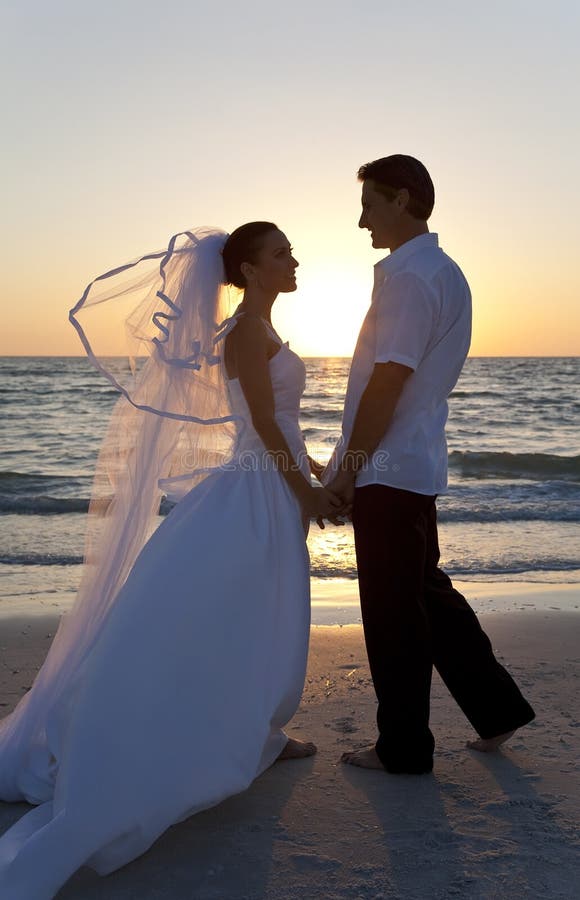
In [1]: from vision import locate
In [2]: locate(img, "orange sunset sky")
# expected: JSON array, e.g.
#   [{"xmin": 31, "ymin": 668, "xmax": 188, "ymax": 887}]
[{"xmin": 1, "ymin": 1, "xmax": 578, "ymax": 358}]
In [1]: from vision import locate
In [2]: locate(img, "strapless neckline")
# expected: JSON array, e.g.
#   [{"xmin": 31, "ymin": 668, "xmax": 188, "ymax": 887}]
[{"xmin": 225, "ymin": 314, "xmax": 288, "ymax": 383}]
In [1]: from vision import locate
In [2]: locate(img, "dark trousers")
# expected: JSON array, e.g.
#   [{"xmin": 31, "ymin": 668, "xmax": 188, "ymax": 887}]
[{"xmin": 353, "ymin": 484, "xmax": 535, "ymax": 772}]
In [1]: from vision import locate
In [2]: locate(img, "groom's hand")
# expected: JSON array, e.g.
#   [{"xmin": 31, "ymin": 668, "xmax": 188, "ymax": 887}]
[{"xmin": 325, "ymin": 470, "xmax": 356, "ymax": 518}]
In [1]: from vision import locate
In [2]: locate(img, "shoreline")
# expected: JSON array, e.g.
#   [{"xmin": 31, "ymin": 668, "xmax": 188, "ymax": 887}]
[
  {"xmin": 311, "ymin": 578, "xmax": 580, "ymax": 624},
  {"xmin": 0, "ymin": 579, "xmax": 578, "ymax": 625}
]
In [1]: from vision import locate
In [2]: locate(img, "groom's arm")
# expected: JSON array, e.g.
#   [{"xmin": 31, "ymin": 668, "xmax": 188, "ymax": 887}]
[
  {"xmin": 343, "ymin": 362, "xmax": 412, "ymax": 471},
  {"xmin": 328, "ymin": 271, "xmax": 434, "ymax": 504},
  {"xmin": 326, "ymin": 363, "xmax": 411, "ymax": 504}
]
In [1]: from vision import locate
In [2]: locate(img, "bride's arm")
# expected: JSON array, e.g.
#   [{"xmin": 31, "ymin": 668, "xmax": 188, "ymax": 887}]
[{"xmin": 228, "ymin": 315, "xmax": 343, "ymax": 523}]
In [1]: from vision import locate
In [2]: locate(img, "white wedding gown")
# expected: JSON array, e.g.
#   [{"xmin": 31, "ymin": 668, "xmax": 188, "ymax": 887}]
[{"xmin": 0, "ymin": 322, "xmax": 311, "ymax": 898}]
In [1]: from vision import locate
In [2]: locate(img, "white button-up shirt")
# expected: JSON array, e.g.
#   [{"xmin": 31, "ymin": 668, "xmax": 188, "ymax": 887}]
[{"xmin": 327, "ymin": 233, "xmax": 471, "ymax": 495}]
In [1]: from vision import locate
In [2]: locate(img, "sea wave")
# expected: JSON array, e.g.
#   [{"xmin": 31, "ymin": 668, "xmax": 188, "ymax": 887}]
[
  {"xmin": 450, "ymin": 390, "xmax": 504, "ymax": 399},
  {"xmin": 310, "ymin": 559, "xmax": 580, "ymax": 581},
  {"xmin": 3, "ymin": 554, "xmax": 579, "ymax": 582},
  {"xmin": 1, "ymin": 465, "xmax": 579, "ymax": 520},
  {"xmin": 437, "ymin": 505, "xmax": 580, "ymax": 523},
  {"xmin": 300, "ymin": 408, "xmax": 343, "ymax": 421},
  {"xmin": 448, "ymin": 451, "xmax": 580, "ymax": 481},
  {"xmin": 0, "ymin": 472, "xmax": 91, "ymax": 490},
  {"xmin": 0, "ymin": 553, "xmax": 83, "ymax": 566},
  {"xmin": 0, "ymin": 497, "xmax": 90, "ymax": 514},
  {"xmin": 0, "ymin": 472, "xmax": 91, "ymax": 513},
  {"xmin": 1, "ymin": 497, "xmax": 576, "ymax": 521}
]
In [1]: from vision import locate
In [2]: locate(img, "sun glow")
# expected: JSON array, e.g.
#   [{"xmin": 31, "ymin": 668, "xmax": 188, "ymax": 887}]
[{"xmin": 274, "ymin": 266, "xmax": 373, "ymax": 358}]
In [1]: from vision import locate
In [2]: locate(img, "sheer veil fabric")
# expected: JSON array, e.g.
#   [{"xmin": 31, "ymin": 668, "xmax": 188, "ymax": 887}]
[
  {"xmin": 0, "ymin": 228, "xmax": 240, "ymax": 784},
  {"xmin": 0, "ymin": 227, "xmax": 311, "ymax": 897}
]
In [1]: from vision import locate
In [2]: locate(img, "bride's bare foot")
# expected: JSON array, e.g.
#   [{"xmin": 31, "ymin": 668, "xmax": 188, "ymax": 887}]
[
  {"xmin": 467, "ymin": 729, "xmax": 516, "ymax": 752},
  {"xmin": 277, "ymin": 737, "xmax": 317, "ymax": 760},
  {"xmin": 341, "ymin": 746, "xmax": 383, "ymax": 769}
]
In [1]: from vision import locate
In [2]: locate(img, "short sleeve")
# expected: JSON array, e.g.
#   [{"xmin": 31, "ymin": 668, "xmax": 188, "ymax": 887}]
[{"xmin": 374, "ymin": 272, "xmax": 435, "ymax": 371}]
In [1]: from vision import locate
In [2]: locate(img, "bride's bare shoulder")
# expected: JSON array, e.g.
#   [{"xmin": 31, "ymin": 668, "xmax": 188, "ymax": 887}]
[{"xmin": 224, "ymin": 314, "xmax": 269, "ymax": 379}]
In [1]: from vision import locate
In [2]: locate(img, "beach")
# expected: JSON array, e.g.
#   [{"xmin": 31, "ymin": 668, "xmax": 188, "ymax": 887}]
[{"xmin": 1, "ymin": 581, "xmax": 578, "ymax": 899}]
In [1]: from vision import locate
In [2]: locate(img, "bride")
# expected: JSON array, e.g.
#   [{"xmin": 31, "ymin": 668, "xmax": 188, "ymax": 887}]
[{"xmin": 0, "ymin": 222, "xmax": 344, "ymax": 898}]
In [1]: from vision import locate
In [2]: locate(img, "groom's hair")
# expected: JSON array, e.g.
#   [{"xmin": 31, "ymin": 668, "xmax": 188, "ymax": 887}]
[{"xmin": 357, "ymin": 155, "xmax": 435, "ymax": 221}]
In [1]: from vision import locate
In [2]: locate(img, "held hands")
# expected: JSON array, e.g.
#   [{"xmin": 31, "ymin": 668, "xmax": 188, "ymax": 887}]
[
  {"xmin": 323, "ymin": 470, "xmax": 356, "ymax": 520},
  {"xmin": 300, "ymin": 485, "xmax": 349, "ymax": 530}
]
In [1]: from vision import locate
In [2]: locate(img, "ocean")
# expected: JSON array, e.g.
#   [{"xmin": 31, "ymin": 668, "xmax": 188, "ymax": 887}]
[{"xmin": 1, "ymin": 356, "xmax": 579, "ymax": 615}]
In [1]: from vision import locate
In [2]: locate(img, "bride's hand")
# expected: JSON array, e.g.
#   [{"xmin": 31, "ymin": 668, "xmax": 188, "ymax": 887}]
[
  {"xmin": 307, "ymin": 454, "xmax": 326, "ymax": 483},
  {"xmin": 300, "ymin": 486, "xmax": 346, "ymax": 530}
]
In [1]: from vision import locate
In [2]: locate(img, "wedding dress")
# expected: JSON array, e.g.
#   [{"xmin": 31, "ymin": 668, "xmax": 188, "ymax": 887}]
[{"xmin": 0, "ymin": 316, "xmax": 311, "ymax": 898}]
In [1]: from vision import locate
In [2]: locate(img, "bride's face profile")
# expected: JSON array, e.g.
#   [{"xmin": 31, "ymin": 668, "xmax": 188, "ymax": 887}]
[{"xmin": 242, "ymin": 230, "xmax": 299, "ymax": 294}]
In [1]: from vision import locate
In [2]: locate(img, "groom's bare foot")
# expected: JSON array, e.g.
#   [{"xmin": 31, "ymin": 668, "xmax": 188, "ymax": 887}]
[
  {"xmin": 277, "ymin": 737, "xmax": 317, "ymax": 760},
  {"xmin": 341, "ymin": 746, "xmax": 383, "ymax": 769},
  {"xmin": 467, "ymin": 729, "xmax": 516, "ymax": 752}
]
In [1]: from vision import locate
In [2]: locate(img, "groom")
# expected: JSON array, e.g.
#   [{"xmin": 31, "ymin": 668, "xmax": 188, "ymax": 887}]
[{"xmin": 326, "ymin": 154, "xmax": 535, "ymax": 774}]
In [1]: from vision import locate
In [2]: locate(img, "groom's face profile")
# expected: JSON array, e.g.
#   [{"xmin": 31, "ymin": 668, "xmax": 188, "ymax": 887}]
[{"xmin": 358, "ymin": 179, "xmax": 407, "ymax": 250}]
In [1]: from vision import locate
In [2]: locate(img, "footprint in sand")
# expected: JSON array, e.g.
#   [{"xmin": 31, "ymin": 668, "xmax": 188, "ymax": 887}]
[
  {"xmin": 289, "ymin": 852, "xmax": 342, "ymax": 872},
  {"xmin": 328, "ymin": 715, "xmax": 358, "ymax": 734}
]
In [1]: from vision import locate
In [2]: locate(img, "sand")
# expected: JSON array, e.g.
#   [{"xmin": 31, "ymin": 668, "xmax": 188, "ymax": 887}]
[{"xmin": 0, "ymin": 586, "xmax": 579, "ymax": 899}]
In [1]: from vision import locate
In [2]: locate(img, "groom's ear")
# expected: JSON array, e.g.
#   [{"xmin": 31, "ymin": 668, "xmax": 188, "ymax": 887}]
[{"xmin": 396, "ymin": 188, "xmax": 410, "ymax": 213}]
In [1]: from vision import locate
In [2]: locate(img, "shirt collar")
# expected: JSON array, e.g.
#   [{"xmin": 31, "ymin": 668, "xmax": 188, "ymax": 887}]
[{"xmin": 374, "ymin": 233, "xmax": 439, "ymax": 284}]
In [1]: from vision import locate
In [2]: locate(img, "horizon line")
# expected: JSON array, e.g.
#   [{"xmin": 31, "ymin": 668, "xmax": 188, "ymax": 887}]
[{"xmin": 1, "ymin": 353, "xmax": 579, "ymax": 361}]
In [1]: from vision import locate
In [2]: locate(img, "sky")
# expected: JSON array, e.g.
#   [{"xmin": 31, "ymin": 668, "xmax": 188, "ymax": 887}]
[{"xmin": 1, "ymin": 0, "xmax": 579, "ymax": 357}]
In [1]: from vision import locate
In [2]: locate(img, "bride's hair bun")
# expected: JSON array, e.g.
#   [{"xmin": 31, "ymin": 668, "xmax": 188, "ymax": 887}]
[{"xmin": 222, "ymin": 222, "xmax": 278, "ymax": 289}]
